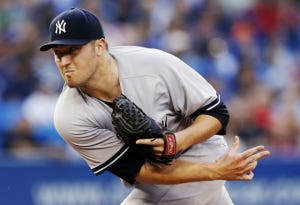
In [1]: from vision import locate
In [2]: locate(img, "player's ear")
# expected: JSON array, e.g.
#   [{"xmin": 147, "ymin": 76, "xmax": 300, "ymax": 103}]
[{"xmin": 94, "ymin": 38, "xmax": 107, "ymax": 55}]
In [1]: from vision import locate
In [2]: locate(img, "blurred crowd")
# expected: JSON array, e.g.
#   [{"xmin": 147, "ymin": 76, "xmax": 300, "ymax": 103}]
[{"xmin": 0, "ymin": 0, "xmax": 300, "ymax": 162}]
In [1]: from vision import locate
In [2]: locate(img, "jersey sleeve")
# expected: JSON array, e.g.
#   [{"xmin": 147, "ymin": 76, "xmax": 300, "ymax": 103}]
[
  {"xmin": 53, "ymin": 86, "xmax": 146, "ymax": 180},
  {"xmin": 190, "ymin": 94, "xmax": 229, "ymax": 135}
]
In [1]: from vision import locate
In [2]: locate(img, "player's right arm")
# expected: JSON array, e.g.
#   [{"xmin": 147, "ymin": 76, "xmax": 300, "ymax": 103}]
[{"xmin": 135, "ymin": 136, "xmax": 270, "ymax": 184}]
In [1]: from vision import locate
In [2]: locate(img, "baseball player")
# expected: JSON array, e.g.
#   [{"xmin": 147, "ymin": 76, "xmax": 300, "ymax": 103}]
[{"xmin": 39, "ymin": 8, "xmax": 270, "ymax": 205}]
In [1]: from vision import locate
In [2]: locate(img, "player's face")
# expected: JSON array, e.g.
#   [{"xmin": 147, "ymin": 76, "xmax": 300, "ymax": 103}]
[{"xmin": 52, "ymin": 41, "xmax": 98, "ymax": 88}]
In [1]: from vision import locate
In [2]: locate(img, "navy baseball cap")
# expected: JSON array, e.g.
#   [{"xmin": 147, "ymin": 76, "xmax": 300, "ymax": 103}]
[{"xmin": 40, "ymin": 8, "xmax": 105, "ymax": 51}]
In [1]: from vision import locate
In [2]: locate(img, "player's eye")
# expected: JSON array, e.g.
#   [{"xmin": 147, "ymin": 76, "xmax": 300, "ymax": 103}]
[
  {"xmin": 53, "ymin": 46, "xmax": 81, "ymax": 61},
  {"xmin": 68, "ymin": 46, "xmax": 81, "ymax": 54},
  {"xmin": 54, "ymin": 51, "xmax": 63, "ymax": 60}
]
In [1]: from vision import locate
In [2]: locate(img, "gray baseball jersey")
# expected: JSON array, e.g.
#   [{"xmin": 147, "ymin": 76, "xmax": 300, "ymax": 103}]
[{"xmin": 54, "ymin": 46, "xmax": 233, "ymax": 205}]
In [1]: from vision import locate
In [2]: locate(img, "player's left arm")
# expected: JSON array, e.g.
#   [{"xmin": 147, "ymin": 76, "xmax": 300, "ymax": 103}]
[
  {"xmin": 175, "ymin": 95, "xmax": 229, "ymax": 152},
  {"xmin": 137, "ymin": 95, "xmax": 229, "ymax": 155}
]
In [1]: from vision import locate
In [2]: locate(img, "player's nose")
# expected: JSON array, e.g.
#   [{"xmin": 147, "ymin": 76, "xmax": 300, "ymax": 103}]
[{"xmin": 60, "ymin": 55, "xmax": 72, "ymax": 66}]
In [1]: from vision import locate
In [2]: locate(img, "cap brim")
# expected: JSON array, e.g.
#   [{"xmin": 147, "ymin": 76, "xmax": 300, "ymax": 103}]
[{"xmin": 39, "ymin": 39, "xmax": 91, "ymax": 51}]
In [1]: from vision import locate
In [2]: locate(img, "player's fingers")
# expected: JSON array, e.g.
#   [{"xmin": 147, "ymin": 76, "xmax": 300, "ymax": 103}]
[
  {"xmin": 135, "ymin": 139, "xmax": 151, "ymax": 145},
  {"xmin": 254, "ymin": 150, "xmax": 271, "ymax": 161},
  {"xmin": 136, "ymin": 138, "xmax": 164, "ymax": 146},
  {"xmin": 136, "ymin": 138, "xmax": 165, "ymax": 156},
  {"xmin": 243, "ymin": 161, "xmax": 258, "ymax": 173},
  {"xmin": 244, "ymin": 150, "xmax": 270, "ymax": 166},
  {"xmin": 239, "ymin": 145, "xmax": 269, "ymax": 161},
  {"xmin": 252, "ymin": 150, "xmax": 270, "ymax": 163},
  {"xmin": 153, "ymin": 147, "xmax": 164, "ymax": 156},
  {"xmin": 238, "ymin": 150, "xmax": 269, "ymax": 178},
  {"xmin": 239, "ymin": 171, "xmax": 254, "ymax": 181},
  {"xmin": 237, "ymin": 150, "xmax": 269, "ymax": 171},
  {"xmin": 229, "ymin": 136, "xmax": 240, "ymax": 153}
]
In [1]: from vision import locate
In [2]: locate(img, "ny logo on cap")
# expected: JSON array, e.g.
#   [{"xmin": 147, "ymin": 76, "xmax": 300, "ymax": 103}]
[{"xmin": 55, "ymin": 20, "xmax": 66, "ymax": 34}]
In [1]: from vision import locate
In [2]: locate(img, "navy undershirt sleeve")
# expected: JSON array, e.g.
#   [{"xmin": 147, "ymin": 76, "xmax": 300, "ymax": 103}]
[
  {"xmin": 190, "ymin": 97, "xmax": 230, "ymax": 135},
  {"xmin": 106, "ymin": 146, "xmax": 146, "ymax": 185}
]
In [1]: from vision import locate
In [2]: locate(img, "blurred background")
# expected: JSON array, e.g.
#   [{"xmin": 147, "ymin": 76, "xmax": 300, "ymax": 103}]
[{"xmin": 0, "ymin": 0, "xmax": 300, "ymax": 204}]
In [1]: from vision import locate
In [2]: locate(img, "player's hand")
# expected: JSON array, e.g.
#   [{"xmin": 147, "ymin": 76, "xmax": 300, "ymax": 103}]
[
  {"xmin": 214, "ymin": 136, "xmax": 270, "ymax": 181},
  {"xmin": 136, "ymin": 138, "xmax": 165, "ymax": 156}
]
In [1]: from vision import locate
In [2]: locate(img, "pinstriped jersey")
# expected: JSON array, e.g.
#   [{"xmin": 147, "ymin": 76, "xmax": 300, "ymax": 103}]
[{"xmin": 54, "ymin": 46, "xmax": 221, "ymax": 175}]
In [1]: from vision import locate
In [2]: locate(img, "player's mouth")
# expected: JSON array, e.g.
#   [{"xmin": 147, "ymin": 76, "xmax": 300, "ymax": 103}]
[{"xmin": 64, "ymin": 69, "xmax": 75, "ymax": 77}]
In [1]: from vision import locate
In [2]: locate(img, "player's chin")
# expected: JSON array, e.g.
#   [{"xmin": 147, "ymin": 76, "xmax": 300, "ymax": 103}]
[
  {"xmin": 64, "ymin": 78, "xmax": 82, "ymax": 88},
  {"xmin": 65, "ymin": 80, "xmax": 75, "ymax": 87}
]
